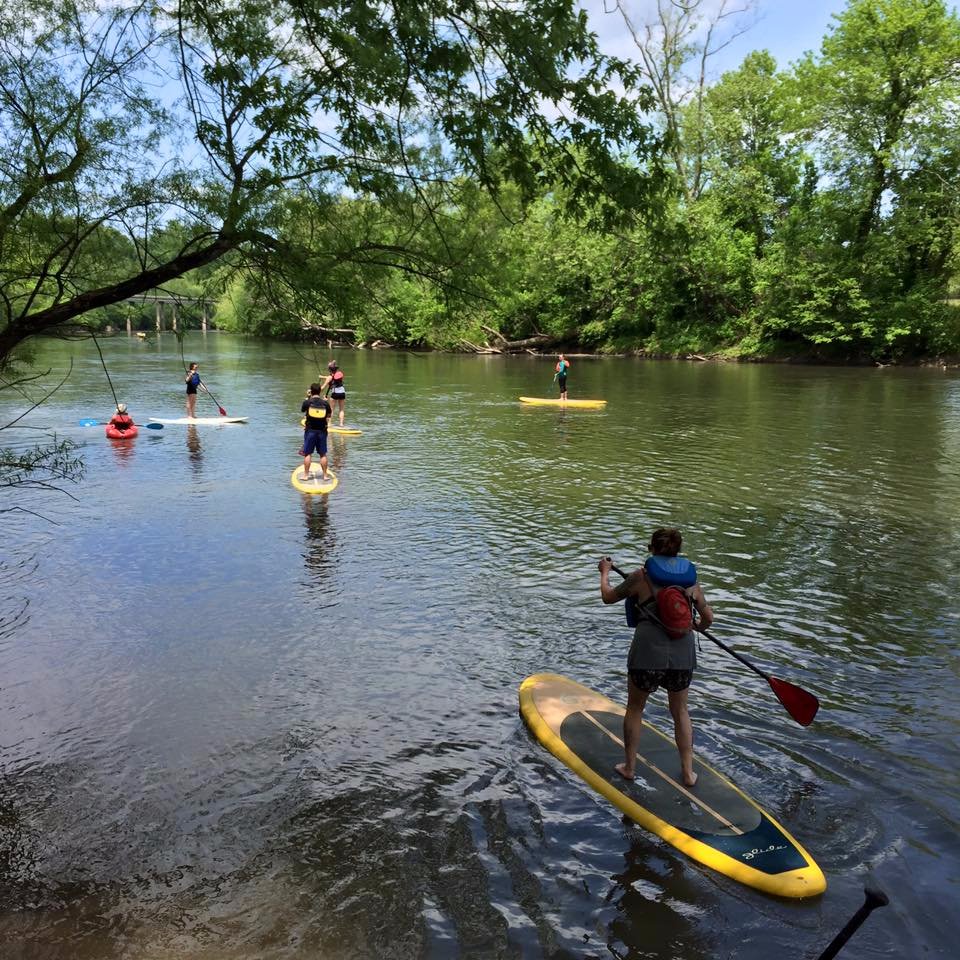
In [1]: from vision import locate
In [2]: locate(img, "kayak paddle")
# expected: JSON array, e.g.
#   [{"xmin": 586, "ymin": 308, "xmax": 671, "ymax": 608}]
[
  {"xmin": 610, "ymin": 562, "xmax": 820, "ymax": 727},
  {"xmin": 79, "ymin": 419, "xmax": 163, "ymax": 429},
  {"xmin": 200, "ymin": 380, "xmax": 227, "ymax": 416}
]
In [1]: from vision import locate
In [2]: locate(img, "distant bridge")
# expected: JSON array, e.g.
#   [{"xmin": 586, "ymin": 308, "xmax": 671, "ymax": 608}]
[{"xmin": 119, "ymin": 293, "xmax": 215, "ymax": 333}]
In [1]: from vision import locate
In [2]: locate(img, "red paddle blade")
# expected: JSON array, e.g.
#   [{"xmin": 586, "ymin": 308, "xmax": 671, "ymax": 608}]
[
  {"xmin": 769, "ymin": 676, "xmax": 820, "ymax": 726},
  {"xmin": 218, "ymin": 406, "xmax": 227, "ymax": 416}
]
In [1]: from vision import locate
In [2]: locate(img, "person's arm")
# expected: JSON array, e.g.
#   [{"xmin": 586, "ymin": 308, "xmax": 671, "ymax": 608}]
[
  {"xmin": 690, "ymin": 584, "xmax": 714, "ymax": 631},
  {"xmin": 598, "ymin": 557, "xmax": 642, "ymax": 605}
]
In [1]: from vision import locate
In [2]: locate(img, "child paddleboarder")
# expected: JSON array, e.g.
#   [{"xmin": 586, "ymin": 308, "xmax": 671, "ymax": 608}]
[{"xmin": 300, "ymin": 383, "xmax": 332, "ymax": 482}]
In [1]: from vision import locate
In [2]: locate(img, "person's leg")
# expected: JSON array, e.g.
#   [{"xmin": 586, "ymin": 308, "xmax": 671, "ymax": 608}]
[
  {"xmin": 320, "ymin": 435, "xmax": 329, "ymax": 480},
  {"xmin": 302, "ymin": 431, "xmax": 313, "ymax": 479},
  {"xmin": 337, "ymin": 398, "xmax": 344, "ymax": 426},
  {"xmin": 616, "ymin": 676, "xmax": 650, "ymax": 779},
  {"xmin": 186, "ymin": 393, "xmax": 195, "ymax": 418},
  {"xmin": 667, "ymin": 686, "xmax": 697, "ymax": 787}
]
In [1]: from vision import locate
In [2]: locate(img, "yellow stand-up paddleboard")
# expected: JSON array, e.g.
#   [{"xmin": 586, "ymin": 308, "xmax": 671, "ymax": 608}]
[
  {"xmin": 518, "ymin": 396, "xmax": 607, "ymax": 409},
  {"xmin": 291, "ymin": 465, "xmax": 338, "ymax": 494},
  {"xmin": 300, "ymin": 418, "xmax": 362, "ymax": 435},
  {"xmin": 519, "ymin": 674, "xmax": 825, "ymax": 899}
]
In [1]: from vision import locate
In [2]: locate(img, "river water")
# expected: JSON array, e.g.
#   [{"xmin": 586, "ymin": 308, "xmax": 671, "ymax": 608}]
[{"xmin": 1, "ymin": 334, "xmax": 958, "ymax": 959}]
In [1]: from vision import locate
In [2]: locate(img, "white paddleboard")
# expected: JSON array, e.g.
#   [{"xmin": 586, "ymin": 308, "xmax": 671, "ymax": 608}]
[{"xmin": 149, "ymin": 416, "xmax": 249, "ymax": 425}]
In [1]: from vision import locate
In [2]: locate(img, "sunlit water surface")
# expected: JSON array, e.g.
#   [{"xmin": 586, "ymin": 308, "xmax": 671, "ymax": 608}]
[{"xmin": 1, "ymin": 336, "xmax": 959, "ymax": 958}]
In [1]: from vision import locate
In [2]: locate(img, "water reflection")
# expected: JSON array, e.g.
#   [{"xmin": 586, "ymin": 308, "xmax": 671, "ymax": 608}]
[
  {"xmin": 2, "ymin": 343, "xmax": 959, "ymax": 959},
  {"xmin": 108, "ymin": 435, "xmax": 136, "ymax": 466},
  {"xmin": 185, "ymin": 425, "xmax": 202, "ymax": 474},
  {"xmin": 299, "ymin": 439, "xmax": 346, "ymax": 579},
  {"xmin": 608, "ymin": 832, "xmax": 713, "ymax": 960}
]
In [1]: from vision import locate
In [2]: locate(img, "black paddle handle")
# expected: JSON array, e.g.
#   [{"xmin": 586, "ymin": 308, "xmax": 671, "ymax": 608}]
[{"xmin": 813, "ymin": 884, "xmax": 889, "ymax": 960}]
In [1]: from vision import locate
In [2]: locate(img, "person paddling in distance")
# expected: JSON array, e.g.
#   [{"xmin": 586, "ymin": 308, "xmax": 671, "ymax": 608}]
[
  {"xmin": 321, "ymin": 359, "xmax": 347, "ymax": 427},
  {"xmin": 554, "ymin": 353, "xmax": 570, "ymax": 400},
  {"xmin": 184, "ymin": 362, "xmax": 208, "ymax": 419},
  {"xmin": 108, "ymin": 403, "xmax": 135, "ymax": 434},
  {"xmin": 300, "ymin": 382, "xmax": 332, "ymax": 482},
  {"xmin": 598, "ymin": 527, "xmax": 714, "ymax": 788}
]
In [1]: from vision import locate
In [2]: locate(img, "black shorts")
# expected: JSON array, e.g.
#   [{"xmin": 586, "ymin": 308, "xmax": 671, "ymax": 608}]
[
  {"xmin": 557, "ymin": 375, "xmax": 567, "ymax": 390},
  {"xmin": 629, "ymin": 668, "xmax": 693, "ymax": 693}
]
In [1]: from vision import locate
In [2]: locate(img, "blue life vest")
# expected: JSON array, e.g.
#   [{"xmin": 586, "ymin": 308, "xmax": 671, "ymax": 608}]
[{"xmin": 644, "ymin": 555, "xmax": 697, "ymax": 587}]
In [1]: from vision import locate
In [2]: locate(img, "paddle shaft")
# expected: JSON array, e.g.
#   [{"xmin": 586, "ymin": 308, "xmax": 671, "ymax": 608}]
[
  {"xmin": 608, "ymin": 561, "xmax": 819, "ymax": 725},
  {"xmin": 81, "ymin": 420, "xmax": 162, "ymax": 429},
  {"xmin": 814, "ymin": 885, "xmax": 888, "ymax": 960},
  {"xmin": 612, "ymin": 562, "xmax": 772, "ymax": 681},
  {"xmin": 199, "ymin": 379, "xmax": 227, "ymax": 415}
]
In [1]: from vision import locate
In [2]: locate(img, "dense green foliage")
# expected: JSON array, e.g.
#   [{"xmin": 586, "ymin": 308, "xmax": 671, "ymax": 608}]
[
  {"xmin": 215, "ymin": 0, "xmax": 960, "ymax": 360},
  {"xmin": 0, "ymin": 0, "xmax": 657, "ymax": 366},
  {"xmin": 2, "ymin": 0, "xmax": 959, "ymax": 363}
]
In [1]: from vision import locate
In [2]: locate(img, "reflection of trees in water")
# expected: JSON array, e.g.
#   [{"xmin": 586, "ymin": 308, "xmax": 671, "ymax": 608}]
[{"xmin": 186, "ymin": 425, "xmax": 202, "ymax": 474}]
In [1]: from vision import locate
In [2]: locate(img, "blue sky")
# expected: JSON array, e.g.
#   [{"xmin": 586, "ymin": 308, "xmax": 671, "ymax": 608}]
[{"xmin": 586, "ymin": 1, "xmax": 958, "ymax": 77}]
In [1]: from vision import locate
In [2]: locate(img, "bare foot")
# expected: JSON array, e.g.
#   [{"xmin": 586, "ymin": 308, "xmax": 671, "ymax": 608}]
[
  {"xmin": 614, "ymin": 762, "xmax": 635, "ymax": 781},
  {"xmin": 682, "ymin": 771, "xmax": 698, "ymax": 788}
]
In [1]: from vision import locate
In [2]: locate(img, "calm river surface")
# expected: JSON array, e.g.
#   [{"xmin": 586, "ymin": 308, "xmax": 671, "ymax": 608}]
[{"xmin": 1, "ymin": 335, "xmax": 958, "ymax": 959}]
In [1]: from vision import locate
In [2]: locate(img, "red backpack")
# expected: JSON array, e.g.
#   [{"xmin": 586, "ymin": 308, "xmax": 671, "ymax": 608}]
[{"xmin": 651, "ymin": 584, "xmax": 694, "ymax": 639}]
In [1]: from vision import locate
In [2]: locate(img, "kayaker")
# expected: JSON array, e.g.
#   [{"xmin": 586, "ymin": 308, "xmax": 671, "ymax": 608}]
[
  {"xmin": 300, "ymin": 383, "xmax": 332, "ymax": 482},
  {"xmin": 184, "ymin": 362, "xmax": 207, "ymax": 419},
  {"xmin": 598, "ymin": 527, "xmax": 714, "ymax": 788},
  {"xmin": 322, "ymin": 360, "xmax": 347, "ymax": 428},
  {"xmin": 108, "ymin": 403, "xmax": 135, "ymax": 434},
  {"xmin": 554, "ymin": 354, "xmax": 570, "ymax": 400}
]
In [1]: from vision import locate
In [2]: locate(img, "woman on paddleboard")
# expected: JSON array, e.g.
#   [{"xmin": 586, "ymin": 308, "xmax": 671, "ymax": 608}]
[
  {"xmin": 554, "ymin": 354, "xmax": 570, "ymax": 400},
  {"xmin": 322, "ymin": 360, "xmax": 346, "ymax": 428},
  {"xmin": 598, "ymin": 528, "xmax": 714, "ymax": 788},
  {"xmin": 184, "ymin": 362, "xmax": 207, "ymax": 419}
]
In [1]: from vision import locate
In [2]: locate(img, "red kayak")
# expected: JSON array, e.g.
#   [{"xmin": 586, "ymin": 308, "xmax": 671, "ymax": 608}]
[{"xmin": 105, "ymin": 424, "xmax": 138, "ymax": 440}]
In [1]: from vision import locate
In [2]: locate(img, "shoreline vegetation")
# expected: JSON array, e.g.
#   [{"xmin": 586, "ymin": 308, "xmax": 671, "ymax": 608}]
[{"xmin": 277, "ymin": 333, "xmax": 960, "ymax": 369}]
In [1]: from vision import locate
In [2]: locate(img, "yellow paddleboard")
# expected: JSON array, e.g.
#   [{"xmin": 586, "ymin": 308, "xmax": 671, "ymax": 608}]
[
  {"xmin": 520, "ymin": 674, "xmax": 825, "ymax": 899},
  {"xmin": 518, "ymin": 396, "xmax": 607, "ymax": 409},
  {"xmin": 290, "ymin": 465, "xmax": 338, "ymax": 495},
  {"xmin": 300, "ymin": 418, "xmax": 362, "ymax": 435}
]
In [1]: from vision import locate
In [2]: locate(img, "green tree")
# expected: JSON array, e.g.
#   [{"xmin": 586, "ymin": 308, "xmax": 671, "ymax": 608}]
[{"xmin": 0, "ymin": 0, "xmax": 661, "ymax": 367}]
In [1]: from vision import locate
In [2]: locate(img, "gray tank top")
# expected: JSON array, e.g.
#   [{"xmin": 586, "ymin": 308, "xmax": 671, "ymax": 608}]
[{"xmin": 627, "ymin": 612, "xmax": 697, "ymax": 672}]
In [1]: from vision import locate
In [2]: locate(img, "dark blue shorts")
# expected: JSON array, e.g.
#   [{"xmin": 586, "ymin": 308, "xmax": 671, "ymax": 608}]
[{"xmin": 303, "ymin": 429, "xmax": 328, "ymax": 457}]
